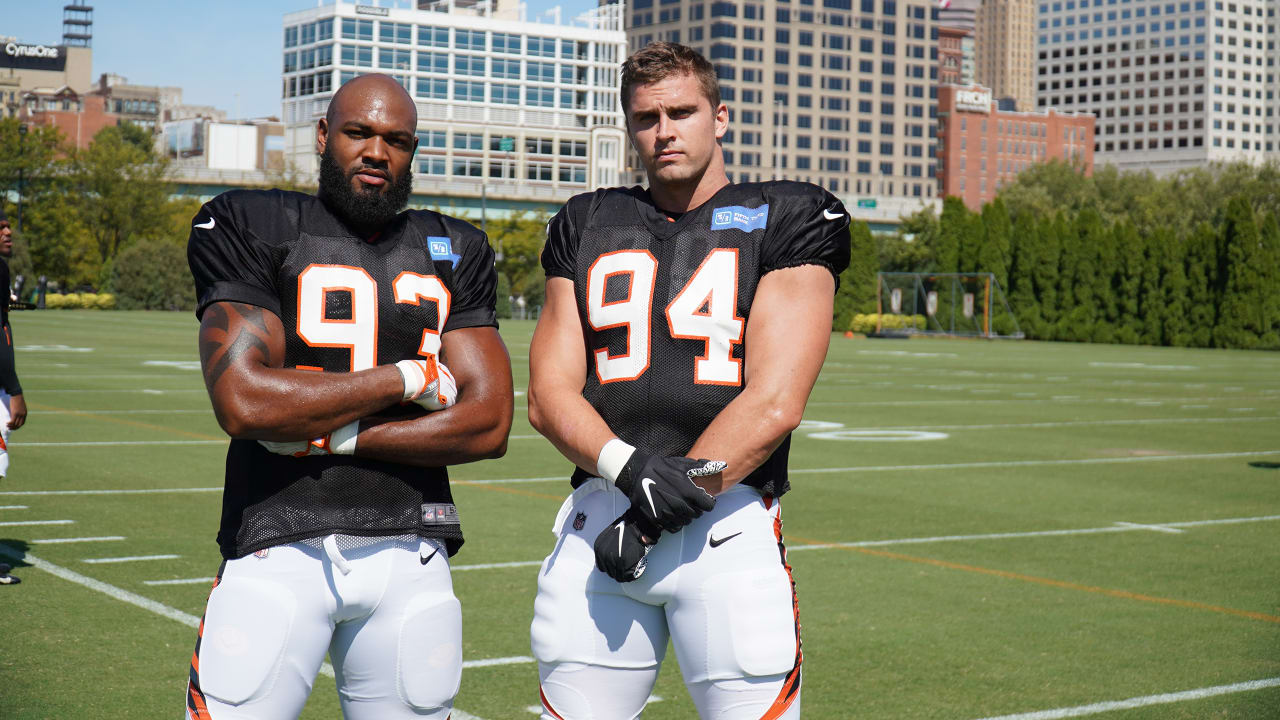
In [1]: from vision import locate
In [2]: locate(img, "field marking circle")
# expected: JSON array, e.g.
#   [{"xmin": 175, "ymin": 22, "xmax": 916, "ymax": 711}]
[{"xmin": 808, "ymin": 429, "xmax": 949, "ymax": 442}]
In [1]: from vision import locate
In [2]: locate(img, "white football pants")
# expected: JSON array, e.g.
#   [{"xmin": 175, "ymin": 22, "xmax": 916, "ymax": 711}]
[
  {"xmin": 531, "ymin": 480, "xmax": 803, "ymax": 720},
  {"xmin": 185, "ymin": 535, "xmax": 460, "ymax": 720},
  {"xmin": 0, "ymin": 391, "xmax": 12, "ymax": 477}
]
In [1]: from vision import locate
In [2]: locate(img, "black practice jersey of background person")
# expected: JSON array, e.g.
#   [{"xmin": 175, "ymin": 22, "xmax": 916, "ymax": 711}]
[
  {"xmin": 542, "ymin": 181, "xmax": 851, "ymax": 498},
  {"xmin": 0, "ymin": 259, "xmax": 18, "ymax": 396},
  {"xmin": 188, "ymin": 189, "xmax": 497, "ymax": 559}
]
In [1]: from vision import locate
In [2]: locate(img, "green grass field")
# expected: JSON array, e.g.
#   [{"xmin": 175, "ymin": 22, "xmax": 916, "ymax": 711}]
[{"xmin": 2, "ymin": 310, "xmax": 1278, "ymax": 719}]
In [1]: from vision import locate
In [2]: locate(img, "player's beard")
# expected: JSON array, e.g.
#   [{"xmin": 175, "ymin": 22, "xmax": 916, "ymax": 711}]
[{"xmin": 318, "ymin": 146, "xmax": 414, "ymax": 233}]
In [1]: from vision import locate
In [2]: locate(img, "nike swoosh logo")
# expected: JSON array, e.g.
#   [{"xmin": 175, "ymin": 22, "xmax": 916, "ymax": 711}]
[
  {"xmin": 709, "ymin": 531, "xmax": 742, "ymax": 548},
  {"xmin": 194, "ymin": 217, "xmax": 216, "ymax": 230},
  {"xmin": 641, "ymin": 477, "xmax": 658, "ymax": 517},
  {"xmin": 420, "ymin": 548, "xmax": 439, "ymax": 566},
  {"xmin": 822, "ymin": 209, "xmax": 844, "ymax": 221},
  {"xmin": 614, "ymin": 520, "xmax": 627, "ymax": 556}
]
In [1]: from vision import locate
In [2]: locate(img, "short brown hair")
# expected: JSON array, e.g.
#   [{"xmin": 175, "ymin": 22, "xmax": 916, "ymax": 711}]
[{"xmin": 620, "ymin": 42, "xmax": 721, "ymax": 114}]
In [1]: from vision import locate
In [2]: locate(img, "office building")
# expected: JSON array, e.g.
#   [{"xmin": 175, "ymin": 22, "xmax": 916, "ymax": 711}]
[
  {"xmin": 939, "ymin": 25, "xmax": 974, "ymax": 84},
  {"xmin": 626, "ymin": 0, "xmax": 944, "ymax": 204},
  {"xmin": 281, "ymin": 1, "xmax": 629, "ymax": 200},
  {"xmin": 976, "ymin": 0, "xmax": 1037, "ymax": 111},
  {"xmin": 1036, "ymin": 0, "xmax": 1277, "ymax": 173},
  {"xmin": 937, "ymin": 83, "xmax": 1094, "ymax": 208}
]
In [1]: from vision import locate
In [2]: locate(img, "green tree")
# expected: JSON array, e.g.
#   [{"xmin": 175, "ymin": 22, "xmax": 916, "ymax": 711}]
[
  {"xmin": 1006, "ymin": 212, "xmax": 1042, "ymax": 338},
  {"xmin": 1260, "ymin": 214, "xmax": 1280, "ymax": 346},
  {"xmin": 834, "ymin": 221, "xmax": 877, "ymax": 331},
  {"xmin": 1033, "ymin": 215, "xmax": 1062, "ymax": 334},
  {"xmin": 116, "ymin": 122, "xmax": 156, "ymax": 153},
  {"xmin": 979, "ymin": 196, "xmax": 1011, "ymax": 290},
  {"xmin": 1213, "ymin": 196, "xmax": 1268, "ymax": 348},
  {"xmin": 71, "ymin": 125, "xmax": 172, "ymax": 265},
  {"xmin": 935, "ymin": 196, "xmax": 966, "ymax": 275},
  {"xmin": 488, "ymin": 210, "xmax": 551, "ymax": 314},
  {"xmin": 1184, "ymin": 222, "xmax": 1218, "ymax": 348},
  {"xmin": 1111, "ymin": 222, "xmax": 1144, "ymax": 344},
  {"xmin": 1159, "ymin": 231, "xmax": 1191, "ymax": 347},
  {"xmin": 1137, "ymin": 228, "xmax": 1167, "ymax": 346}
]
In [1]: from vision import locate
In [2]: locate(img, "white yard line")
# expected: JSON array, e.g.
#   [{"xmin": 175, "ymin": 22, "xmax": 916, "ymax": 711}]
[
  {"xmin": 0, "ymin": 542, "xmax": 497, "ymax": 720},
  {"xmin": 143, "ymin": 577, "xmax": 216, "ymax": 586},
  {"xmin": 31, "ymin": 536, "xmax": 126, "ymax": 544},
  {"xmin": 0, "ymin": 519, "xmax": 73, "ymax": 527},
  {"xmin": 786, "ymin": 515, "xmax": 1279, "ymax": 551},
  {"xmin": 8, "ymin": 448, "xmax": 1280, "ymax": 497},
  {"xmin": 0, "ymin": 542, "xmax": 201, "ymax": 626},
  {"xmin": 453, "ymin": 560, "xmax": 544, "ymax": 571},
  {"xmin": 0, "ymin": 505, "xmax": 28, "ymax": 510},
  {"xmin": 795, "ymin": 416, "xmax": 1279, "ymax": 433},
  {"xmin": 83, "ymin": 554, "xmax": 180, "ymax": 564},
  {"xmin": 788, "ymin": 450, "xmax": 1280, "ymax": 475},
  {"xmin": 971, "ymin": 677, "xmax": 1280, "ymax": 720},
  {"xmin": 0, "ymin": 487, "xmax": 221, "ymax": 496},
  {"xmin": 1112, "ymin": 521, "xmax": 1184, "ymax": 534}
]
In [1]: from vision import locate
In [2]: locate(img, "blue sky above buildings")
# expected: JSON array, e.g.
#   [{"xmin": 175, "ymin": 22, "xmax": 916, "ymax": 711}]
[{"xmin": 4, "ymin": 0, "xmax": 598, "ymax": 120}]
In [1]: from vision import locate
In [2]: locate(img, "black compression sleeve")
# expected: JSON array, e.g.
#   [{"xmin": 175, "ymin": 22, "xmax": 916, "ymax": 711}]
[{"xmin": 0, "ymin": 321, "xmax": 21, "ymax": 396}]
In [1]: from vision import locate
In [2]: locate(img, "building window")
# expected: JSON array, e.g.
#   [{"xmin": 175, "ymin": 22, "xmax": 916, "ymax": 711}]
[{"xmin": 419, "ymin": 26, "xmax": 449, "ymax": 48}]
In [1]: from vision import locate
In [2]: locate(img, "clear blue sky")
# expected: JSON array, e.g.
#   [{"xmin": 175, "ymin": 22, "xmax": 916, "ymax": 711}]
[{"xmin": 3, "ymin": 0, "xmax": 597, "ymax": 120}]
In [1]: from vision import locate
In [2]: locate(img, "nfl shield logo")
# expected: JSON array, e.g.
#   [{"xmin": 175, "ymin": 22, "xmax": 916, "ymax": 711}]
[{"xmin": 573, "ymin": 512, "xmax": 587, "ymax": 531}]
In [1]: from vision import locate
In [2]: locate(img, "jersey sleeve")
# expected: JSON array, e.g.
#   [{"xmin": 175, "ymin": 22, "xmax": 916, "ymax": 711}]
[
  {"xmin": 186, "ymin": 191, "xmax": 285, "ymax": 319},
  {"xmin": 441, "ymin": 219, "xmax": 498, "ymax": 332},
  {"xmin": 541, "ymin": 192, "xmax": 593, "ymax": 280},
  {"xmin": 760, "ymin": 183, "xmax": 852, "ymax": 283}
]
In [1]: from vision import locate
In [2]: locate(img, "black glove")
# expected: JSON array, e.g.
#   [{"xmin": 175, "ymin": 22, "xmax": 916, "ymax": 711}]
[
  {"xmin": 594, "ymin": 508, "xmax": 657, "ymax": 583},
  {"xmin": 614, "ymin": 450, "xmax": 723, "ymax": 534}
]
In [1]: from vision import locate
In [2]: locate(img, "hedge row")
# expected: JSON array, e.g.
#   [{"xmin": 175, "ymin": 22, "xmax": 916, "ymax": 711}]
[{"xmin": 44, "ymin": 292, "xmax": 117, "ymax": 310}]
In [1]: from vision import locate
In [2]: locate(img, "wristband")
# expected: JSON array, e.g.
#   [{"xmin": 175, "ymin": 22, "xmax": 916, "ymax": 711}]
[
  {"xmin": 395, "ymin": 359, "xmax": 430, "ymax": 402},
  {"xmin": 596, "ymin": 438, "xmax": 636, "ymax": 484},
  {"xmin": 329, "ymin": 420, "xmax": 360, "ymax": 455}
]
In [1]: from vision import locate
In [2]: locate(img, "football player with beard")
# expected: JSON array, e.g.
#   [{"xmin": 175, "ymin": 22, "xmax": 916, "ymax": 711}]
[{"xmin": 184, "ymin": 74, "xmax": 513, "ymax": 720}]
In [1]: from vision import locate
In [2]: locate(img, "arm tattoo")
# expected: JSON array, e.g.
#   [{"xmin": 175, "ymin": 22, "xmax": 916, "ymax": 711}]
[{"xmin": 200, "ymin": 303, "xmax": 279, "ymax": 389}]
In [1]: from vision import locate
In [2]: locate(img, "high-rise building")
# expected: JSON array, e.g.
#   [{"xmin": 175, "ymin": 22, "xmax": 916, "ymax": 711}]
[
  {"xmin": 937, "ymin": 83, "xmax": 1094, "ymax": 208},
  {"xmin": 281, "ymin": 2, "xmax": 629, "ymax": 200},
  {"xmin": 626, "ymin": 0, "xmax": 944, "ymax": 205},
  {"xmin": 976, "ymin": 0, "xmax": 1037, "ymax": 111},
  {"xmin": 939, "ymin": 25, "xmax": 974, "ymax": 84},
  {"xmin": 1035, "ymin": 0, "xmax": 1277, "ymax": 174}
]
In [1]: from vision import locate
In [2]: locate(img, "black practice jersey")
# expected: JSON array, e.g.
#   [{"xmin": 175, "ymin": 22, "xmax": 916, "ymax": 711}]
[
  {"xmin": 542, "ymin": 181, "xmax": 850, "ymax": 497},
  {"xmin": 188, "ymin": 189, "xmax": 497, "ymax": 559}
]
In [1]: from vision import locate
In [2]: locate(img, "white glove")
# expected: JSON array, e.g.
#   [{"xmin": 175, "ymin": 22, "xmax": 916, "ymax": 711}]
[
  {"xmin": 258, "ymin": 420, "xmax": 359, "ymax": 457},
  {"xmin": 396, "ymin": 355, "xmax": 458, "ymax": 411}
]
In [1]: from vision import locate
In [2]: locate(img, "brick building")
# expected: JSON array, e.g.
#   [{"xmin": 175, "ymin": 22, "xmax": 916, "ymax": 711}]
[{"xmin": 937, "ymin": 83, "xmax": 1094, "ymax": 209}]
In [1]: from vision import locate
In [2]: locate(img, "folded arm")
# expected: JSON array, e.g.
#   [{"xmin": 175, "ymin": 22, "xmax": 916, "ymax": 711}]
[
  {"xmin": 199, "ymin": 300, "xmax": 410, "ymax": 439},
  {"xmin": 355, "ymin": 326, "xmax": 513, "ymax": 466}
]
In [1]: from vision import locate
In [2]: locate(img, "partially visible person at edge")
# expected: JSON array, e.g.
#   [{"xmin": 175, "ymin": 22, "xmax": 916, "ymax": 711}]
[
  {"xmin": 183, "ymin": 74, "xmax": 513, "ymax": 720},
  {"xmin": 0, "ymin": 209, "xmax": 27, "ymax": 586},
  {"xmin": 527, "ymin": 42, "xmax": 851, "ymax": 719}
]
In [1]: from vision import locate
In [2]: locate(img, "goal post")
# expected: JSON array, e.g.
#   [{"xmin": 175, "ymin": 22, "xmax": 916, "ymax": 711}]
[{"xmin": 874, "ymin": 272, "xmax": 1023, "ymax": 339}]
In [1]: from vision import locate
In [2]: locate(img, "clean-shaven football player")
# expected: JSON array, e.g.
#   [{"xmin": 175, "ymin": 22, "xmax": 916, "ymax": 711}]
[
  {"xmin": 528, "ymin": 42, "xmax": 850, "ymax": 719},
  {"xmin": 184, "ymin": 74, "xmax": 513, "ymax": 719}
]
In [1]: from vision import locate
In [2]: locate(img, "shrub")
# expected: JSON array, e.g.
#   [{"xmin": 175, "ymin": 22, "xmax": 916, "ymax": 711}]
[
  {"xmin": 107, "ymin": 238, "xmax": 196, "ymax": 311},
  {"xmin": 45, "ymin": 293, "xmax": 66, "ymax": 309},
  {"xmin": 95, "ymin": 293, "xmax": 117, "ymax": 309},
  {"xmin": 60, "ymin": 293, "xmax": 82, "ymax": 309},
  {"xmin": 849, "ymin": 313, "xmax": 926, "ymax": 334}
]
